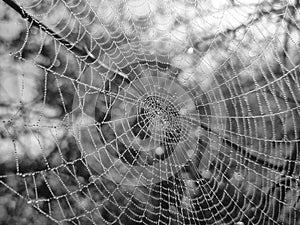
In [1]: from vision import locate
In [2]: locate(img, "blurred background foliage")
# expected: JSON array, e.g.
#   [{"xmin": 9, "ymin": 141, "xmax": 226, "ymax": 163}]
[{"xmin": 0, "ymin": 0, "xmax": 300, "ymax": 224}]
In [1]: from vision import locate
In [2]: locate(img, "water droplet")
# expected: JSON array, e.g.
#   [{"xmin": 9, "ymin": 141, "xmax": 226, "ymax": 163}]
[
  {"xmin": 233, "ymin": 172, "xmax": 244, "ymax": 181},
  {"xmin": 236, "ymin": 222, "xmax": 244, "ymax": 225},
  {"xmin": 201, "ymin": 170, "xmax": 211, "ymax": 179},
  {"xmin": 187, "ymin": 149, "xmax": 194, "ymax": 158},
  {"xmin": 193, "ymin": 126, "xmax": 202, "ymax": 137},
  {"xmin": 179, "ymin": 108, "xmax": 187, "ymax": 115},
  {"xmin": 187, "ymin": 47, "xmax": 194, "ymax": 54},
  {"xmin": 133, "ymin": 137, "xmax": 142, "ymax": 147},
  {"xmin": 155, "ymin": 147, "xmax": 164, "ymax": 155},
  {"xmin": 89, "ymin": 175, "xmax": 96, "ymax": 182}
]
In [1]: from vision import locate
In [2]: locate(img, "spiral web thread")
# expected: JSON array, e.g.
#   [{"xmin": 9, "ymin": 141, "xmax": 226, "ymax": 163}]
[{"xmin": 0, "ymin": 0, "xmax": 300, "ymax": 224}]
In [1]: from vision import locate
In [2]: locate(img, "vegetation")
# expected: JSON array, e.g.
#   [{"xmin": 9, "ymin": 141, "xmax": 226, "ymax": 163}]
[{"xmin": 0, "ymin": 0, "xmax": 300, "ymax": 224}]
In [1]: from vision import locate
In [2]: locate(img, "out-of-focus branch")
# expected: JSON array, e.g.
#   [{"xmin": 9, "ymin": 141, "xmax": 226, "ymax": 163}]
[
  {"xmin": 195, "ymin": 3, "xmax": 300, "ymax": 45},
  {"xmin": 265, "ymin": 88, "xmax": 300, "ymax": 105},
  {"xmin": 196, "ymin": 123, "xmax": 287, "ymax": 172},
  {"xmin": 2, "ymin": 0, "xmax": 128, "ymax": 79}
]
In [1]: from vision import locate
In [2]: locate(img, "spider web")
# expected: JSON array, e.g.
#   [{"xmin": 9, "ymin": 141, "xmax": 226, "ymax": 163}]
[{"xmin": 0, "ymin": 0, "xmax": 300, "ymax": 224}]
